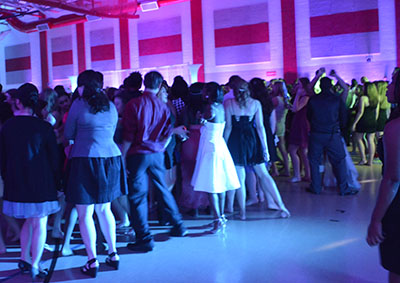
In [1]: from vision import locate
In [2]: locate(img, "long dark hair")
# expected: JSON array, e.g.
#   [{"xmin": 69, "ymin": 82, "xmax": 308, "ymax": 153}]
[
  {"xmin": 78, "ymin": 70, "xmax": 110, "ymax": 114},
  {"xmin": 249, "ymin": 78, "xmax": 274, "ymax": 115},
  {"xmin": 204, "ymin": 82, "xmax": 223, "ymax": 104},
  {"xmin": 16, "ymin": 83, "xmax": 39, "ymax": 112}
]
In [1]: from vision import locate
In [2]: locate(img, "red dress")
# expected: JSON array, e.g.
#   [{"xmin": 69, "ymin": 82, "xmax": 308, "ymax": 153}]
[{"xmin": 288, "ymin": 106, "xmax": 310, "ymax": 148}]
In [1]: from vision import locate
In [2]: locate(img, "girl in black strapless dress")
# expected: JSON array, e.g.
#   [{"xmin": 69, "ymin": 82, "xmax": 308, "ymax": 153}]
[{"xmin": 224, "ymin": 78, "xmax": 289, "ymax": 220}]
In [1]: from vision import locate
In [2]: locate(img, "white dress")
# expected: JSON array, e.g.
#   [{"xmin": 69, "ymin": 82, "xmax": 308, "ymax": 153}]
[{"xmin": 191, "ymin": 122, "xmax": 240, "ymax": 193}]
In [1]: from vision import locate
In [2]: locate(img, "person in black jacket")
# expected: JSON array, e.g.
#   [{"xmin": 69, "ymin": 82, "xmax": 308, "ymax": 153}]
[
  {"xmin": 306, "ymin": 72, "xmax": 358, "ymax": 195},
  {"xmin": 0, "ymin": 83, "xmax": 60, "ymax": 280}
]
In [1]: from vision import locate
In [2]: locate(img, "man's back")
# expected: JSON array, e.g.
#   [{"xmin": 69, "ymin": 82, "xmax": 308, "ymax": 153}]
[
  {"xmin": 307, "ymin": 91, "xmax": 347, "ymax": 134},
  {"xmin": 123, "ymin": 91, "xmax": 172, "ymax": 155}
]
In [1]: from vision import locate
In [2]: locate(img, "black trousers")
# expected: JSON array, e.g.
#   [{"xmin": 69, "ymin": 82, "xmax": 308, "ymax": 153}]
[
  {"xmin": 308, "ymin": 132, "xmax": 348, "ymax": 194},
  {"xmin": 126, "ymin": 152, "xmax": 182, "ymax": 242}
]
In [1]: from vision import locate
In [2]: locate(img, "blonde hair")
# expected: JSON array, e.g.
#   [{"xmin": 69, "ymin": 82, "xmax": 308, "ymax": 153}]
[
  {"xmin": 376, "ymin": 81, "xmax": 391, "ymax": 110},
  {"xmin": 364, "ymin": 82, "xmax": 379, "ymax": 108}
]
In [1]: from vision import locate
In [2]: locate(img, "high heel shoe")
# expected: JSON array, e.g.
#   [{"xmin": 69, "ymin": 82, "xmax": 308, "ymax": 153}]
[
  {"xmin": 280, "ymin": 207, "xmax": 291, "ymax": 218},
  {"xmin": 18, "ymin": 260, "xmax": 31, "ymax": 274},
  {"xmin": 105, "ymin": 252, "xmax": 119, "ymax": 270},
  {"xmin": 210, "ymin": 218, "xmax": 224, "ymax": 234},
  {"xmin": 31, "ymin": 267, "xmax": 48, "ymax": 281},
  {"xmin": 81, "ymin": 258, "xmax": 99, "ymax": 278}
]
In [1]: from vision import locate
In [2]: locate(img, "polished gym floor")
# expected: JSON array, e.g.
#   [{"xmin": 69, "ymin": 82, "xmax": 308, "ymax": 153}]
[{"xmin": 0, "ymin": 161, "xmax": 387, "ymax": 282}]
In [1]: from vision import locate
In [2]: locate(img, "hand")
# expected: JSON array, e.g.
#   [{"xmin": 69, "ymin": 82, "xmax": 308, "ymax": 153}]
[
  {"xmin": 329, "ymin": 69, "xmax": 336, "ymax": 77},
  {"xmin": 263, "ymin": 149, "xmax": 270, "ymax": 162},
  {"xmin": 173, "ymin": 125, "xmax": 189, "ymax": 139},
  {"xmin": 366, "ymin": 221, "xmax": 385, "ymax": 246}
]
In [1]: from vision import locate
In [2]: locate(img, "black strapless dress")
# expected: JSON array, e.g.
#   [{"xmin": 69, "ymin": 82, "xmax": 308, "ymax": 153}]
[{"xmin": 227, "ymin": 115, "xmax": 265, "ymax": 166}]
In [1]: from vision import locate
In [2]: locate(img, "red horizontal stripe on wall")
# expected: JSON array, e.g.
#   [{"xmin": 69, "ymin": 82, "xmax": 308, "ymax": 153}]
[
  {"xmin": 5, "ymin": 56, "xmax": 31, "ymax": 72},
  {"xmin": 91, "ymin": 44, "xmax": 115, "ymax": 62},
  {"xmin": 214, "ymin": 22, "xmax": 269, "ymax": 48},
  {"xmin": 310, "ymin": 9, "xmax": 379, "ymax": 38},
  {"xmin": 52, "ymin": 50, "xmax": 73, "ymax": 66},
  {"xmin": 139, "ymin": 34, "xmax": 182, "ymax": 56}
]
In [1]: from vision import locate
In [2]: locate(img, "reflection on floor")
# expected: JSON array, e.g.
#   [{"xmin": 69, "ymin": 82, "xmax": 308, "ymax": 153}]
[{"xmin": 0, "ymin": 162, "xmax": 387, "ymax": 283}]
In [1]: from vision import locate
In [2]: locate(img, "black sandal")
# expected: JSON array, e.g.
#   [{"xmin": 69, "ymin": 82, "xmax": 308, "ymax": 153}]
[
  {"xmin": 105, "ymin": 252, "xmax": 119, "ymax": 270},
  {"xmin": 81, "ymin": 258, "xmax": 99, "ymax": 278},
  {"xmin": 18, "ymin": 260, "xmax": 31, "ymax": 274}
]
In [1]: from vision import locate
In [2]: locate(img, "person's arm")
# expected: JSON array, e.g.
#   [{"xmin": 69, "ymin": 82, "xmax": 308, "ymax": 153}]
[
  {"xmin": 270, "ymin": 109, "xmax": 277, "ymax": 135},
  {"xmin": 223, "ymin": 100, "xmax": 232, "ymax": 142},
  {"xmin": 122, "ymin": 101, "xmax": 136, "ymax": 158},
  {"xmin": 367, "ymin": 122, "xmax": 400, "ymax": 246},
  {"xmin": 254, "ymin": 100, "xmax": 270, "ymax": 161},
  {"xmin": 291, "ymin": 93, "xmax": 309, "ymax": 112},
  {"xmin": 309, "ymin": 67, "xmax": 325, "ymax": 94},
  {"xmin": 351, "ymin": 96, "xmax": 366, "ymax": 131},
  {"xmin": 63, "ymin": 100, "xmax": 79, "ymax": 141},
  {"xmin": 331, "ymin": 71, "xmax": 349, "ymax": 103}
]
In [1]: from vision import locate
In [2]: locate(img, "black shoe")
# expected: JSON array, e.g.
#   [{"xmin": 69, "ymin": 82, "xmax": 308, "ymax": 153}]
[
  {"xmin": 127, "ymin": 241, "xmax": 154, "ymax": 252},
  {"xmin": 81, "ymin": 258, "xmax": 99, "ymax": 278},
  {"xmin": 18, "ymin": 260, "xmax": 31, "ymax": 274},
  {"xmin": 170, "ymin": 224, "xmax": 188, "ymax": 237},
  {"xmin": 340, "ymin": 189, "xmax": 359, "ymax": 196},
  {"xmin": 306, "ymin": 187, "xmax": 320, "ymax": 195},
  {"xmin": 31, "ymin": 267, "xmax": 48, "ymax": 281},
  {"xmin": 105, "ymin": 252, "xmax": 119, "ymax": 270}
]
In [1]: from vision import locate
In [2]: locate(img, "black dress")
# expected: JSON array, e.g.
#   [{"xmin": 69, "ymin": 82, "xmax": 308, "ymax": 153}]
[
  {"xmin": 356, "ymin": 104, "xmax": 377, "ymax": 133},
  {"xmin": 227, "ymin": 115, "xmax": 265, "ymax": 166}
]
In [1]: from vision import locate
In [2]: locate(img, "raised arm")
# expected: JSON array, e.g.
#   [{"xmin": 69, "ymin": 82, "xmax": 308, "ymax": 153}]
[
  {"xmin": 331, "ymin": 71, "xmax": 349, "ymax": 103},
  {"xmin": 367, "ymin": 121, "xmax": 400, "ymax": 246},
  {"xmin": 309, "ymin": 67, "xmax": 325, "ymax": 94}
]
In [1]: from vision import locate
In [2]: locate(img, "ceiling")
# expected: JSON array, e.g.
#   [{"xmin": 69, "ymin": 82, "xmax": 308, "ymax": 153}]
[{"xmin": 0, "ymin": 0, "xmax": 185, "ymax": 32}]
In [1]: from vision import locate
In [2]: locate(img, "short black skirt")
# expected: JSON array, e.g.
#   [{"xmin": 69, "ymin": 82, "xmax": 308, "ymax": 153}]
[{"xmin": 65, "ymin": 156, "xmax": 127, "ymax": 204}]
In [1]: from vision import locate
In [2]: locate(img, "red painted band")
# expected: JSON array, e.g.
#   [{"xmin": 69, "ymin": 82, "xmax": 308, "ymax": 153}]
[
  {"xmin": 40, "ymin": 31, "xmax": 49, "ymax": 89},
  {"xmin": 76, "ymin": 23, "xmax": 86, "ymax": 74},
  {"xmin": 119, "ymin": 19, "xmax": 131, "ymax": 70},
  {"xmin": 91, "ymin": 44, "xmax": 115, "ymax": 61},
  {"xmin": 310, "ymin": 9, "xmax": 379, "ymax": 38},
  {"xmin": 214, "ymin": 23, "xmax": 269, "ymax": 48},
  {"xmin": 52, "ymin": 50, "xmax": 73, "ymax": 66},
  {"xmin": 281, "ymin": 0, "xmax": 297, "ymax": 83},
  {"xmin": 138, "ymin": 34, "xmax": 182, "ymax": 56},
  {"xmin": 5, "ymin": 57, "xmax": 31, "ymax": 72},
  {"xmin": 191, "ymin": 0, "xmax": 205, "ymax": 82}
]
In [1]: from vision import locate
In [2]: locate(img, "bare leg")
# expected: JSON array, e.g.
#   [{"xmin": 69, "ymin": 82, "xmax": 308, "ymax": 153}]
[
  {"xmin": 389, "ymin": 272, "xmax": 400, "ymax": 283},
  {"xmin": 288, "ymin": 144, "xmax": 301, "ymax": 181},
  {"xmin": 112, "ymin": 198, "xmax": 130, "ymax": 228},
  {"xmin": 366, "ymin": 133, "xmax": 376, "ymax": 166},
  {"xmin": 30, "ymin": 216, "xmax": 48, "ymax": 270},
  {"xmin": 278, "ymin": 136, "xmax": 290, "ymax": 176},
  {"xmin": 218, "ymin": 192, "xmax": 226, "ymax": 216},
  {"xmin": 299, "ymin": 147, "xmax": 311, "ymax": 180},
  {"xmin": 253, "ymin": 163, "xmax": 290, "ymax": 218},
  {"xmin": 94, "ymin": 203, "xmax": 118, "ymax": 259},
  {"xmin": 208, "ymin": 193, "xmax": 221, "ymax": 219},
  {"xmin": 3, "ymin": 214, "xmax": 20, "ymax": 242},
  {"xmin": 235, "ymin": 166, "xmax": 246, "ymax": 220},
  {"xmin": 225, "ymin": 191, "xmax": 235, "ymax": 214},
  {"xmin": 245, "ymin": 169, "xmax": 258, "ymax": 206},
  {"xmin": 355, "ymin": 132, "xmax": 367, "ymax": 164},
  {"xmin": 76, "ymin": 204, "xmax": 98, "ymax": 265},
  {"xmin": 20, "ymin": 219, "xmax": 32, "ymax": 263},
  {"xmin": 62, "ymin": 207, "xmax": 78, "ymax": 256},
  {"xmin": 52, "ymin": 195, "xmax": 66, "ymax": 238}
]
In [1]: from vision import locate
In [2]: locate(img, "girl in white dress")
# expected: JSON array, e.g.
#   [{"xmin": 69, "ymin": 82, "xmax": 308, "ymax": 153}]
[{"xmin": 191, "ymin": 82, "xmax": 240, "ymax": 232}]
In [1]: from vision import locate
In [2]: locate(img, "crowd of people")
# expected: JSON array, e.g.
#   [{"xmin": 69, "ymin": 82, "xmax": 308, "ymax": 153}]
[{"xmin": 0, "ymin": 66, "xmax": 399, "ymax": 281}]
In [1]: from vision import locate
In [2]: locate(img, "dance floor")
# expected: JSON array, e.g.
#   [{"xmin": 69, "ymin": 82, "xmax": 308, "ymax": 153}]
[{"xmin": 0, "ymin": 161, "xmax": 387, "ymax": 282}]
